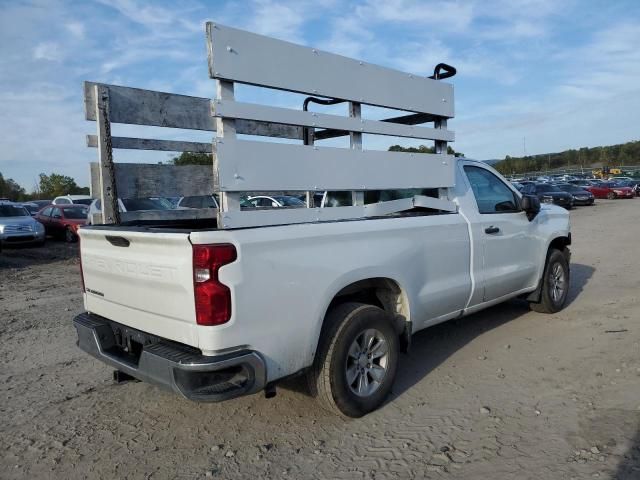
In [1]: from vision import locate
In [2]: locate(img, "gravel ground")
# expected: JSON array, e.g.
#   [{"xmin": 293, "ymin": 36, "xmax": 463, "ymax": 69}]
[{"xmin": 1, "ymin": 199, "xmax": 639, "ymax": 480}]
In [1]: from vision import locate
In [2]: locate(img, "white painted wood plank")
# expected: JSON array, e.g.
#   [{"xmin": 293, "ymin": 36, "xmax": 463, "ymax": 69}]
[
  {"xmin": 87, "ymin": 135, "xmax": 214, "ymax": 153},
  {"xmin": 214, "ymin": 100, "xmax": 455, "ymax": 141},
  {"xmin": 121, "ymin": 208, "xmax": 218, "ymax": 222},
  {"xmin": 219, "ymin": 195, "xmax": 455, "ymax": 228},
  {"xmin": 206, "ymin": 22, "xmax": 454, "ymax": 117},
  {"xmin": 216, "ymin": 139, "xmax": 455, "ymax": 191}
]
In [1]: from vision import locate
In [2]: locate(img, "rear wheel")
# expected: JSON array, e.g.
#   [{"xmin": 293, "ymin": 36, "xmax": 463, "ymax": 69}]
[
  {"xmin": 307, "ymin": 302, "xmax": 399, "ymax": 417},
  {"xmin": 607, "ymin": 191, "xmax": 616, "ymax": 200},
  {"xmin": 530, "ymin": 249, "xmax": 570, "ymax": 313}
]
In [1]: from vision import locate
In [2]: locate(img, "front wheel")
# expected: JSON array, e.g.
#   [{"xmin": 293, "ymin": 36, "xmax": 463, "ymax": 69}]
[
  {"xmin": 530, "ymin": 249, "xmax": 570, "ymax": 313},
  {"xmin": 307, "ymin": 302, "xmax": 399, "ymax": 417},
  {"xmin": 607, "ymin": 192, "xmax": 616, "ymax": 200}
]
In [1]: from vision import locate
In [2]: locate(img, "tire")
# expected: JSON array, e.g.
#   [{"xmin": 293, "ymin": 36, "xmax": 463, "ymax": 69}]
[
  {"xmin": 530, "ymin": 249, "xmax": 570, "ymax": 314},
  {"xmin": 65, "ymin": 228, "xmax": 76, "ymax": 243},
  {"xmin": 307, "ymin": 302, "xmax": 399, "ymax": 417},
  {"xmin": 607, "ymin": 192, "xmax": 616, "ymax": 200}
]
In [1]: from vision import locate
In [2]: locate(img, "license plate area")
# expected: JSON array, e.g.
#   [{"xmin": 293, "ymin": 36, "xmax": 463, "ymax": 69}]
[{"xmin": 107, "ymin": 322, "xmax": 161, "ymax": 366}]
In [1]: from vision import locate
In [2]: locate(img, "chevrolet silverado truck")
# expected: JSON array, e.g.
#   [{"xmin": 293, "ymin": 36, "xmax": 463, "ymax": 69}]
[{"xmin": 74, "ymin": 159, "xmax": 571, "ymax": 417}]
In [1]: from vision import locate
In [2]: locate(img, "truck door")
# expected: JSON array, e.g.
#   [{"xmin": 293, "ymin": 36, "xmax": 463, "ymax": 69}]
[{"xmin": 463, "ymin": 165, "xmax": 538, "ymax": 301}]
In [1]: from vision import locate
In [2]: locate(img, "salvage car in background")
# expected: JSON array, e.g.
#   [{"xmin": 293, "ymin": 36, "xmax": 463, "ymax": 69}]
[
  {"xmin": 86, "ymin": 197, "xmax": 173, "ymax": 224},
  {"xmin": 0, "ymin": 203, "xmax": 46, "ymax": 246},
  {"xmin": 586, "ymin": 182, "xmax": 634, "ymax": 199},
  {"xmin": 36, "ymin": 204, "xmax": 88, "ymax": 242},
  {"xmin": 553, "ymin": 183, "xmax": 595, "ymax": 206},
  {"xmin": 521, "ymin": 183, "xmax": 574, "ymax": 209},
  {"xmin": 53, "ymin": 195, "xmax": 94, "ymax": 206}
]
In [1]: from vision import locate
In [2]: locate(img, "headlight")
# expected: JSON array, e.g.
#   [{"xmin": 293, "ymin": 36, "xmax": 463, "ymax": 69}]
[
  {"xmin": 34, "ymin": 222, "xmax": 44, "ymax": 232},
  {"xmin": 0, "ymin": 225, "xmax": 4, "ymax": 233},
  {"xmin": 613, "ymin": 190, "xmax": 623, "ymax": 194}
]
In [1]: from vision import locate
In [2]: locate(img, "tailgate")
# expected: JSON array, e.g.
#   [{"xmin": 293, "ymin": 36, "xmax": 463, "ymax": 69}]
[{"xmin": 79, "ymin": 228, "xmax": 198, "ymax": 347}]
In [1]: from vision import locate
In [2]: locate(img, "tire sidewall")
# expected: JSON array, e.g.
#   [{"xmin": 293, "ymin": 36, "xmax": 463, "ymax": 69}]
[
  {"xmin": 542, "ymin": 249, "xmax": 570, "ymax": 312},
  {"xmin": 327, "ymin": 306, "xmax": 399, "ymax": 417}
]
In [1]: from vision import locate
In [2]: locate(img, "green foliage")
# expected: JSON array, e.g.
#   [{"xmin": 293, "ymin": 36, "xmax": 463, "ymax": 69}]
[
  {"xmin": 494, "ymin": 140, "xmax": 640, "ymax": 175},
  {"xmin": 171, "ymin": 152, "xmax": 213, "ymax": 165},
  {"xmin": 37, "ymin": 173, "xmax": 86, "ymax": 198},
  {"xmin": 388, "ymin": 145, "xmax": 464, "ymax": 157},
  {"xmin": 0, "ymin": 172, "xmax": 27, "ymax": 201}
]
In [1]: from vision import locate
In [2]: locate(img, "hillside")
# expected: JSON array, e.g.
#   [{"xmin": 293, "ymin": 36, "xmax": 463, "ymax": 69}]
[{"xmin": 494, "ymin": 140, "xmax": 640, "ymax": 175}]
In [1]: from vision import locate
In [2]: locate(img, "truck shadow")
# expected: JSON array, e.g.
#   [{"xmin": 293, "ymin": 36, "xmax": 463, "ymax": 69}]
[
  {"xmin": 388, "ymin": 262, "xmax": 594, "ymax": 401},
  {"xmin": 614, "ymin": 427, "xmax": 640, "ymax": 479}
]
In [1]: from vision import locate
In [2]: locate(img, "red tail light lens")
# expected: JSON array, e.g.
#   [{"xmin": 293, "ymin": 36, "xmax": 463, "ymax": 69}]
[{"xmin": 193, "ymin": 244, "xmax": 237, "ymax": 326}]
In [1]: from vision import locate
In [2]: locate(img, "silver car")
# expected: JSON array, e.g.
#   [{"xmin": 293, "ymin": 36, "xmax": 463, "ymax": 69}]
[{"xmin": 0, "ymin": 203, "xmax": 46, "ymax": 246}]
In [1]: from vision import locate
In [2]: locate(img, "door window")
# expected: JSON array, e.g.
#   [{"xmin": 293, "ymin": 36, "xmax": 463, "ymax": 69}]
[
  {"xmin": 52, "ymin": 207, "xmax": 63, "ymax": 219},
  {"xmin": 41, "ymin": 207, "xmax": 53, "ymax": 217},
  {"xmin": 464, "ymin": 166, "xmax": 520, "ymax": 214}
]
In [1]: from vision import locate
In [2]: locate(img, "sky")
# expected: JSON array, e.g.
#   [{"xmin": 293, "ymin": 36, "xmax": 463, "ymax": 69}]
[{"xmin": 1, "ymin": 0, "xmax": 640, "ymax": 190}]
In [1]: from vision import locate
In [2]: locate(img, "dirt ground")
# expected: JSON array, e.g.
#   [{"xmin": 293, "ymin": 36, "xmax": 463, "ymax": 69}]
[{"xmin": 1, "ymin": 199, "xmax": 639, "ymax": 480}]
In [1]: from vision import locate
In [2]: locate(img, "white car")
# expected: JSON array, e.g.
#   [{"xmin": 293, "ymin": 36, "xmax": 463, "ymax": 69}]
[
  {"xmin": 246, "ymin": 195, "xmax": 306, "ymax": 208},
  {"xmin": 52, "ymin": 194, "xmax": 94, "ymax": 206},
  {"xmin": 86, "ymin": 197, "xmax": 173, "ymax": 224},
  {"xmin": 74, "ymin": 159, "xmax": 571, "ymax": 417}
]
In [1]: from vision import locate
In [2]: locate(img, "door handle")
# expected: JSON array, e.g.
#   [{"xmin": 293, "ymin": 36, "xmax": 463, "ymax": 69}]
[{"xmin": 485, "ymin": 226, "xmax": 500, "ymax": 234}]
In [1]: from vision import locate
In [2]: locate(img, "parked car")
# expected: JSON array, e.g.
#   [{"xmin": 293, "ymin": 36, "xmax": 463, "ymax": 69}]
[
  {"xmin": 553, "ymin": 183, "xmax": 594, "ymax": 206},
  {"xmin": 30, "ymin": 199, "xmax": 54, "ymax": 209},
  {"xmin": 36, "ymin": 204, "xmax": 88, "ymax": 242},
  {"xmin": 19, "ymin": 202, "xmax": 41, "ymax": 216},
  {"xmin": 177, "ymin": 195, "xmax": 219, "ymax": 209},
  {"xmin": 611, "ymin": 180, "xmax": 640, "ymax": 196},
  {"xmin": 585, "ymin": 182, "xmax": 634, "ymax": 199},
  {"xmin": 521, "ymin": 183, "xmax": 574, "ymax": 209},
  {"xmin": 246, "ymin": 195, "xmax": 306, "ymax": 208},
  {"xmin": 86, "ymin": 197, "xmax": 173, "ymax": 224},
  {"xmin": 52, "ymin": 195, "xmax": 94, "ymax": 206},
  {"xmin": 569, "ymin": 179, "xmax": 598, "ymax": 187},
  {"xmin": 0, "ymin": 203, "xmax": 46, "ymax": 246}
]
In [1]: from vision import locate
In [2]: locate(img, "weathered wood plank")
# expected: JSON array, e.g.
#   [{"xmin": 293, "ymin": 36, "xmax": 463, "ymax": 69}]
[
  {"xmin": 216, "ymin": 139, "xmax": 456, "ymax": 192},
  {"xmin": 87, "ymin": 135, "xmax": 214, "ymax": 153},
  {"xmin": 95, "ymin": 85, "xmax": 120, "ymax": 224},
  {"xmin": 206, "ymin": 22, "xmax": 454, "ymax": 117},
  {"xmin": 89, "ymin": 162, "xmax": 216, "ymax": 198},
  {"xmin": 84, "ymin": 81, "xmax": 303, "ymax": 139}
]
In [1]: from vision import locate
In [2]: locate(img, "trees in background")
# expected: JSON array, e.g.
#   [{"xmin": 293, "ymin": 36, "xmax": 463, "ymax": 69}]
[
  {"xmin": 37, "ymin": 173, "xmax": 89, "ymax": 198},
  {"xmin": 0, "ymin": 172, "xmax": 27, "ymax": 200},
  {"xmin": 389, "ymin": 145, "xmax": 464, "ymax": 157},
  {"xmin": 171, "ymin": 152, "xmax": 213, "ymax": 165},
  {"xmin": 494, "ymin": 140, "xmax": 640, "ymax": 175},
  {"xmin": 0, "ymin": 172, "xmax": 88, "ymax": 201}
]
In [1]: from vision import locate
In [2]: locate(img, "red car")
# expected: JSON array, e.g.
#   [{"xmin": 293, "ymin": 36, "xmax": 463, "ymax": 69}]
[
  {"xmin": 35, "ymin": 204, "xmax": 88, "ymax": 242},
  {"xmin": 586, "ymin": 182, "xmax": 634, "ymax": 199}
]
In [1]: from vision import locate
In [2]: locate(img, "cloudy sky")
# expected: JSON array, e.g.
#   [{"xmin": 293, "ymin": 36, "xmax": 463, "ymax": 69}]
[{"xmin": 1, "ymin": 0, "xmax": 639, "ymax": 190}]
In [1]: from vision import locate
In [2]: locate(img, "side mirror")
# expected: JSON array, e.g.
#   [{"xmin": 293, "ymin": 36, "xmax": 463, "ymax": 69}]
[{"xmin": 521, "ymin": 194, "xmax": 540, "ymax": 220}]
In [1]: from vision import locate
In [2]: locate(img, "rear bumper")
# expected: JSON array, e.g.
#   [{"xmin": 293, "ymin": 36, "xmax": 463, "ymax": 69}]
[{"xmin": 73, "ymin": 312, "xmax": 266, "ymax": 402}]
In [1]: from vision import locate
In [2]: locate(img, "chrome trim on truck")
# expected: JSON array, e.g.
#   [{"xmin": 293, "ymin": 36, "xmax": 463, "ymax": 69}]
[{"xmin": 73, "ymin": 312, "xmax": 266, "ymax": 402}]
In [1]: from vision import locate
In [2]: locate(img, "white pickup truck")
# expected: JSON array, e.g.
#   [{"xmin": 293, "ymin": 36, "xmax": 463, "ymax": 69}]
[{"xmin": 74, "ymin": 159, "xmax": 571, "ymax": 417}]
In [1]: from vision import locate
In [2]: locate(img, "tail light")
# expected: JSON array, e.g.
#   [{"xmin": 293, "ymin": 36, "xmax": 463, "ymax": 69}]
[{"xmin": 193, "ymin": 244, "xmax": 237, "ymax": 326}]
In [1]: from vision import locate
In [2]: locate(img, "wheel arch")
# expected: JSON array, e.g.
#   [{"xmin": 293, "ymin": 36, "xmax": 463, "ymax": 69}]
[
  {"xmin": 314, "ymin": 276, "xmax": 412, "ymax": 356},
  {"xmin": 526, "ymin": 235, "xmax": 571, "ymax": 303}
]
